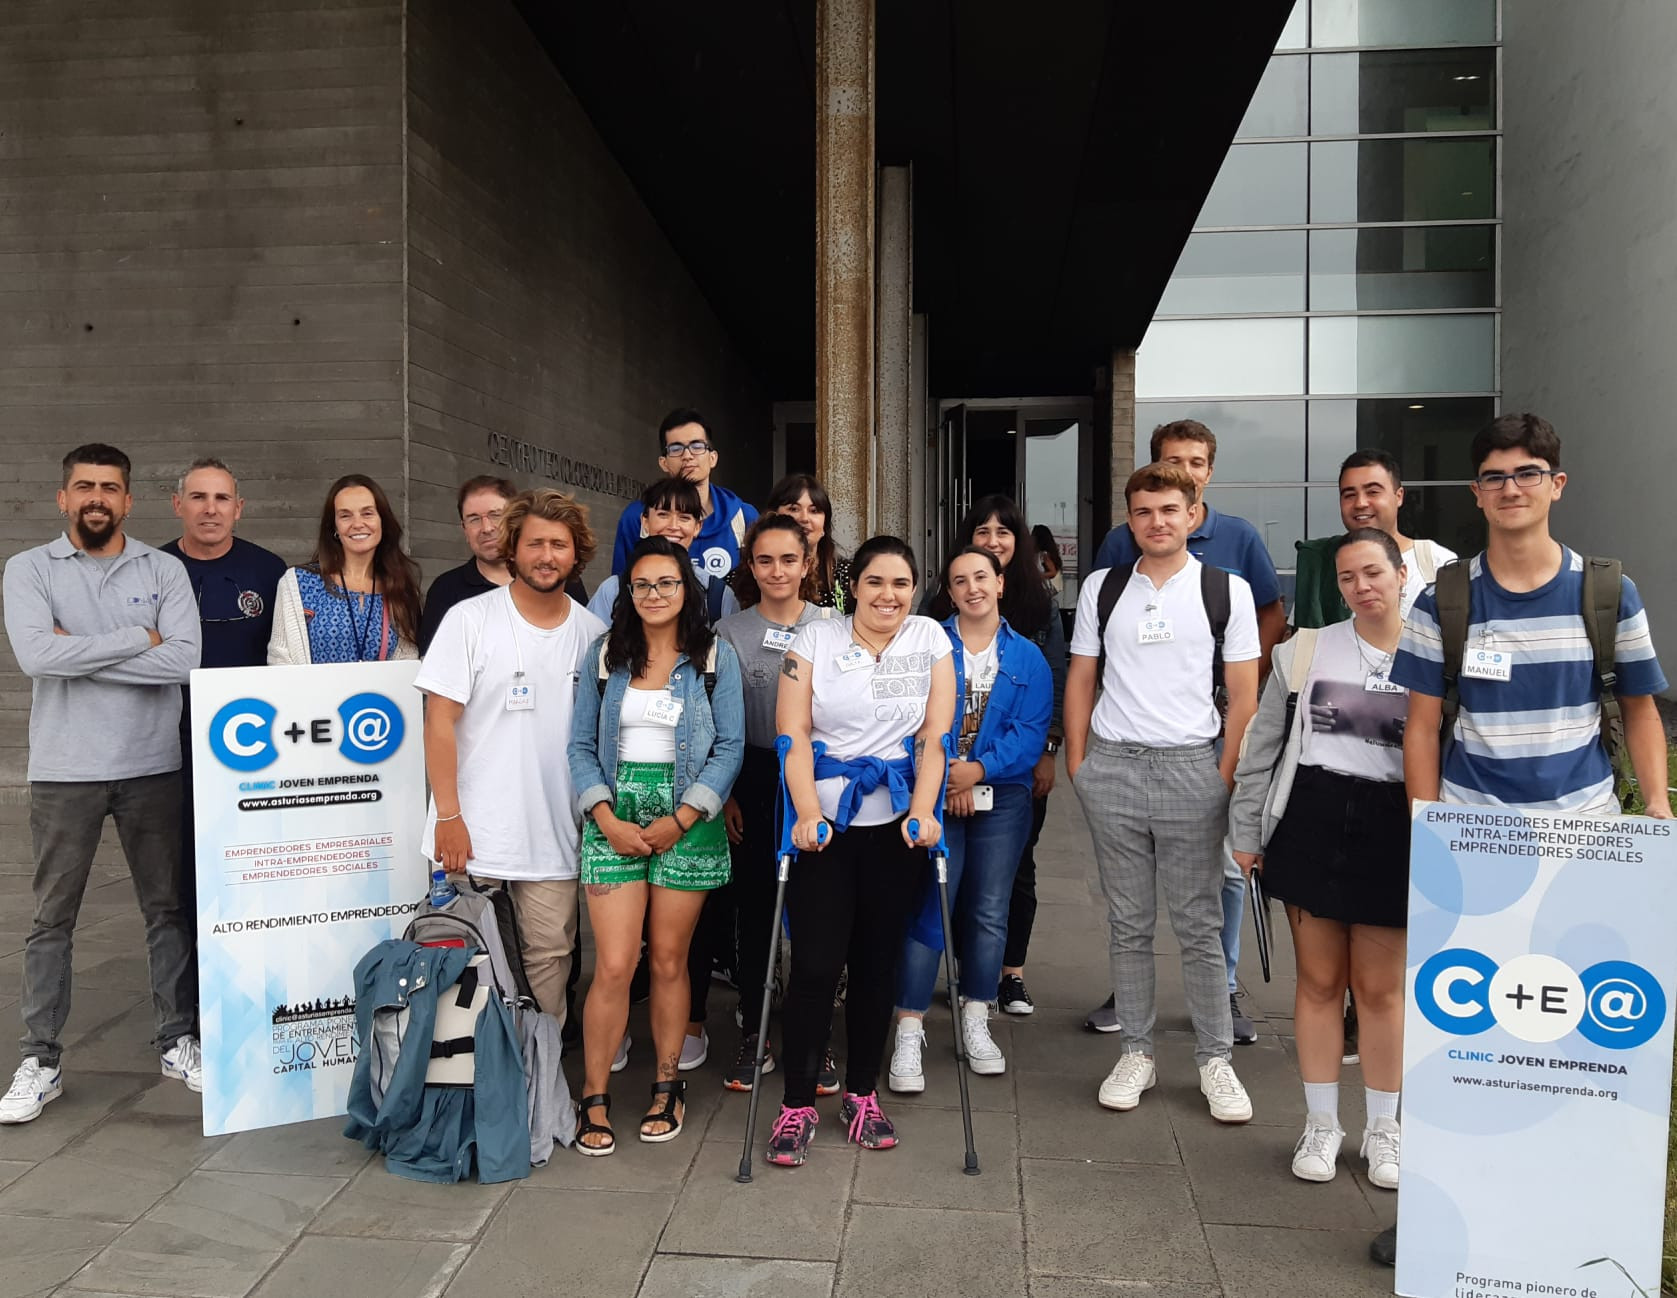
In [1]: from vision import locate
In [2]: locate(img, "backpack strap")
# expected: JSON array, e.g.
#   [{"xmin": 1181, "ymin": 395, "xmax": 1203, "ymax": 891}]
[
  {"xmin": 596, "ymin": 640, "xmax": 610, "ymax": 696},
  {"xmin": 731, "ymin": 510, "xmax": 746, "ymax": 549},
  {"xmin": 1093, "ymin": 567, "xmax": 1124, "ymax": 688},
  {"xmin": 1280, "ymin": 626, "xmax": 1320, "ymax": 746},
  {"xmin": 1413, "ymin": 539, "xmax": 1439, "ymax": 585},
  {"xmin": 703, "ymin": 640, "xmax": 719, "ymax": 700},
  {"xmin": 1581, "ymin": 557, "xmax": 1627, "ymax": 767},
  {"xmin": 705, "ymin": 575, "xmax": 726, "ymax": 624},
  {"xmin": 1434, "ymin": 559, "xmax": 1472, "ymax": 743},
  {"xmin": 1200, "ymin": 563, "xmax": 1231, "ymax": 703}
]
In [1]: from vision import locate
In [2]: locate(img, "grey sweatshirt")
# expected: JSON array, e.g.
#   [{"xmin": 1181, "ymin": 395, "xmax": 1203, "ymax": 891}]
[{"xmin": 4, "ymin": 533, "xmax": 201, "ymax": 781}]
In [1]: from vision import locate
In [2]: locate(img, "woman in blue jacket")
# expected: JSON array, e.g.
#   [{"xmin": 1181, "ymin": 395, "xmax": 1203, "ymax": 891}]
[
  {"xmin": 889, "ymin": 546, "xmax": 1051, "ymax": 1091},
  {"xmin": 568, "ymin": 536, "xmax": 745, "ymax": 1156}
]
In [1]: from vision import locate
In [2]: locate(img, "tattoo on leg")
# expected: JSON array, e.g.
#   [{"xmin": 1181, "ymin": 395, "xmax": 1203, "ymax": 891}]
[
  {"xmin": 658, "ymin": 1051, "xmax": 679, "ymax": 1081},
  {"xmin": 586, "ymin": 882, "xmax": 623, "ymax": 897},
  {"xmin": 780, "ymin": 655, "xmax": 800, "ymax": 681}
]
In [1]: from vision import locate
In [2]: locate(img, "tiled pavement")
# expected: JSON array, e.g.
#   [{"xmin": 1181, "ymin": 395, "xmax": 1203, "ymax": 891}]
[{"xmin": 0, "ymin": 781, "xmax": 1398, "ymax": 1297}]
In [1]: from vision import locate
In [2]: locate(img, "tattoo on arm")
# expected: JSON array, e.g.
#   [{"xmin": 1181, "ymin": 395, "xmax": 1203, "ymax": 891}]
[
  {"xmin": 780, "ymin": 656, "xmax": 800, "ymax": 681},
  {"xmin": 914, "ymin": 736, "xmax": 926, "ymax": 768}
]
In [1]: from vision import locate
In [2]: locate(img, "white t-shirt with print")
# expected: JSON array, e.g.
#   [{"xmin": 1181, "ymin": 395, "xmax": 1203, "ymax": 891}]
[
  {"xmin": 415, "ymin": 587, "xmax": 607, "ymax": 880},
  {"xmin": 1297, "ymin": 619, "xmax": 1406, "ymax": 783},
  {"xmin": 788, "ymin": 614, "xmax": 953, "ymax": 827},
  {"xmin": 957, "ymin": 637, "xmax": 999, "ymax": 760}
]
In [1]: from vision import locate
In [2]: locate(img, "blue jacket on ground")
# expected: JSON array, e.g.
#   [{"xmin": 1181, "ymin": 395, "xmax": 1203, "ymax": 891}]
[
  {"xmin": 611, "ymin": 483, "xmax": 759, "ymax": 579},
  {"xmin": 945, "ymin": 615, "xmax": 1053, "ymax": 789}
]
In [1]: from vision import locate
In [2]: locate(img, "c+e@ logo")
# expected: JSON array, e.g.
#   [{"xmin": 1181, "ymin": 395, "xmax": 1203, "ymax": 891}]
[
  {"xmin": 1415, "ymin": 947, "xmax": 1666, "ymax": 1050},
  {"xmin": 207, "ymin": 693, "xmax": 404, "ymax": 771}
]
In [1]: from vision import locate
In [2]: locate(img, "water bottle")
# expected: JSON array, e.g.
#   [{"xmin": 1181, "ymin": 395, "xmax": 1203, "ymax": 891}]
[{"xmin": 429, "ymin": 868, "xmax": 457, "ymax": 908}]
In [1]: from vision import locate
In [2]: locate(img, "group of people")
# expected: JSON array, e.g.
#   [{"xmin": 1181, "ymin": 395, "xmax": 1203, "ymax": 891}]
[{"xmin": 2, "ymin": 409, "xmax": 1668, "ymax": 1239}]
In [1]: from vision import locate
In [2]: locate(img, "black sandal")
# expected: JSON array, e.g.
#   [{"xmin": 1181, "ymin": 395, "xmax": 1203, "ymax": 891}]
[
  {"xmin": 639, "ymin": 1079, "xmax": 686, "ymax": 1144},
  {"xmin": 576, "ymin": 1093, "xmax": 615, "ymax": 1157}
]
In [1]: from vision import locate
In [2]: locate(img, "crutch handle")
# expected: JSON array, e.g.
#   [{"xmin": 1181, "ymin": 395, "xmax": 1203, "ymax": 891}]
[{"xmin": 816, "ymin": 822, "xmax": 829, "ymax": 844}]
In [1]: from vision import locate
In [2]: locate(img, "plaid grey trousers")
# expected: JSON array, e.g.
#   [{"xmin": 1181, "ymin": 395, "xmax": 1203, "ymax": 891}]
[{"xmin": 1072, "ymin": 735, "xmax": 1233, "ymax": 1064}]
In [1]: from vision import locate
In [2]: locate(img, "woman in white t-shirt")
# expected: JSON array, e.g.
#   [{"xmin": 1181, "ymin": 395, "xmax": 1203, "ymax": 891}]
[
  {"xmin": 762, "ymin": 536, "xmax": 956, "ymax": 1168},
  {"xmin": 1230, "ymin": 528, "xmax": 1410, "ymax": 1191}
]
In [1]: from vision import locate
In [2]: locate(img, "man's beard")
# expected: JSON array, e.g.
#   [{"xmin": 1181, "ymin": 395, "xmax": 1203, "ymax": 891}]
[
  {"xmin": 73, "ymin": 508, "xmax": 117, "ymax": 548},
  {"xmin": 514, "ymin": 562, "xmax": 568, "ymax": 593}
]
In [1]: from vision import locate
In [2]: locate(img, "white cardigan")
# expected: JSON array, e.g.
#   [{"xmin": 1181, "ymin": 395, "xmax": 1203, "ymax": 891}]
[{"xmin": 266, "ymin": 568, "xmax": 418, "ymax": 665}]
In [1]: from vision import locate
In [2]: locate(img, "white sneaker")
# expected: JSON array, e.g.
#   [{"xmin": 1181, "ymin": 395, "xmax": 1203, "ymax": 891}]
[
  {"xmin": 1291, "ymin": 1112, "xmax": 1344, "ymax": 1182},
  {"xmin": 961, "ymin": 999, "xmax": 1006, "ymax": 1076},
  {"xmin": 0, "ymin": 1058, "xmax": 63, "ymax": 1124},
  {"xmin": 1361, "ymin": 1115, "xmax": 1401, "ymax": 1189},
  {"xmin": 611, "ymin": 1033, "xmax": 632, "ymax": 1074},
  {"xmin": 160, "ymin": 1035, "xmax": 203, "ymax": 1094},
  {"xmin": 1198, "ymin": 1057, "xmax": 1253, "ymax": 1123},
  {"xmin": 678, "ymin": 1029, "xmax": 709, "ymax": 1071},
  {"xmin": 1096, "ymin": 1053, "xmax": 1156, "ymax": 1111},
  {"xmin": 887, "ymin": 1020, "xmax": 926, "ymax": 1093}
]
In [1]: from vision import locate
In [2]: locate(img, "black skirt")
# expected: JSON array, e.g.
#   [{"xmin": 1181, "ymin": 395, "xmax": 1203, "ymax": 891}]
[{"xmin": 1261, "ymin": 763, "xmax": 1410, "ymax": 928}]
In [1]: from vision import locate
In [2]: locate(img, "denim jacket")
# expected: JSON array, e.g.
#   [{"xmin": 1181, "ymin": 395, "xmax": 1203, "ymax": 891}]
[
  {"xmin": 944, "ymin": 615, "xmax": 1053, "ymax": 789},
  {"xmin": 569, "ymin": 633, "xmax": 746, "ymax": 821}
]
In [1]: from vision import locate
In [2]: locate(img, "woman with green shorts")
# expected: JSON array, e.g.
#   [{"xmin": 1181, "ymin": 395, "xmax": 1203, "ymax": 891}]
[{"xmin": 568, "ymin": 536, "xmax": 745, "ymax": 1154}]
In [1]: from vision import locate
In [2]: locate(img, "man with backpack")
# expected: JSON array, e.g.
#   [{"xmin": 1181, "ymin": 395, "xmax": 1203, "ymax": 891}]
[
  {"xmin": 1371, "ymin": 413, "xmax": 1670, "ymax": 1265},
  {"xmin": 610, "ymin": 408, "xmax": 758, "ymax": 580},
  {"xmin": 1065, "ymin": 462, "xmax": 1262, "ymax": 1124},
  {"xmin": 418, "ymin": 489, "xmax": 608, "ymax": 1028}
]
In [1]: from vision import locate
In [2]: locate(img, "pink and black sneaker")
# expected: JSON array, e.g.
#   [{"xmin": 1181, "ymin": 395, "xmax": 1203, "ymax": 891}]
[
  {"xmin": 840, "ymin": 1091, "xmax": 898, "ymax": 1150},
  {"xmin": 766, "ymin": 1104, "xmax": 819, "ymax": 1167}
]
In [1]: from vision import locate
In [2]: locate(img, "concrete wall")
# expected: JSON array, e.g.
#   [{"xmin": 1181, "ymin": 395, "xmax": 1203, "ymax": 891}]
[
  {"xmin": 404, "ymin": 0, "xmax": 771, "ymax": 579},
  {"xmin": 1501, "ymin": 3, "xmax": 1677, "ymax": 692}
]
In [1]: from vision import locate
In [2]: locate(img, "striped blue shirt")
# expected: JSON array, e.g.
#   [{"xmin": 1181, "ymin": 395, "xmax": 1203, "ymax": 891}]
[{"xmin": 1391, "ymin": 548, "xmax": 1666, "ymax": 813}]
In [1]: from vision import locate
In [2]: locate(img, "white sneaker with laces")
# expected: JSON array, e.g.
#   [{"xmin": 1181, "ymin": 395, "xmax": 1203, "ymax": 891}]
[
  {"xmin": 1291, "ymin": 1112, "xmax": 1344, "ymax": 1182},
  {"xmin": 960, "ymin": 999, "xmax": 1006, "ymax": 1076},
  {"xmin": 1199, "ymin": 1057, "xmax": 1253, "ymax": 1123},
  {"xmin": 678, "ymin": 1029, "xmax": 709, "ymax": 1071},
  {"xmin": 1097, "ymin": 1052, "xmax": 1156, "ymax": 1111},
  {"xmin": 0, "ymin": 1058, "xmax": 63, "ymax": 1124},
  {"xmin": 887, "ymin": 1020, "xmax": 926, "ymax": 1093},
  {"xmin": 160, "ymin": 1035, "xmax": 203, "ymax": 1094},
  {"xmin": 611, "ymin": 1033, "xmax": 632, "ymax": 1074},
  {"xmin": 1361, "ymin": 1115, "xmax": 1401, "ymax": 1189}
]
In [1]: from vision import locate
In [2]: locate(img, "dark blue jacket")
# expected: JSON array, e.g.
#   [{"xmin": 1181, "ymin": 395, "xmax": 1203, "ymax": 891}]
[{"xmin": 944, "ymin": 616, "xmax": 1053, "ymax": 789}]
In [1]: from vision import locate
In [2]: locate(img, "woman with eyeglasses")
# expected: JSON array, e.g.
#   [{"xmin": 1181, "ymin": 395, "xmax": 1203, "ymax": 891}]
[
  {"xmin": 766, "ymin": 474, "xmax": 850, "ymax": 611},
  {"xmin": 568, "ymin": 536, "xmax": 745, "ymax": 1155},
  {"xmin": 1230, "ymin": 528, "xmax": 1411, "ymax": 1189},
  {"xmin": 268, "ymin": 474, "xmax": 421, "ymax": 664}
]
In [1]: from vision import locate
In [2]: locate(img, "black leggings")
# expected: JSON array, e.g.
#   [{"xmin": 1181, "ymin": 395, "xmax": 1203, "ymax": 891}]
[
  {"xmin": 780, "ymin": 819, "xmax": 928, "ymax": 1108},
  {"xmin": 1002, "ymin": 794, "xmax": 1049, "ymax": 969},
  {"xmin": 726, "ymin": 746, "xmax": 783, "ymax": 1030}
]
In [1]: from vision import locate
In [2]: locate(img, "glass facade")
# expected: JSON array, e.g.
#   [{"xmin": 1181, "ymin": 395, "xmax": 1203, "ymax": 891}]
[{"xmin": 1138, "ymin": 0, "xmax": 1500, "ymax": 577}]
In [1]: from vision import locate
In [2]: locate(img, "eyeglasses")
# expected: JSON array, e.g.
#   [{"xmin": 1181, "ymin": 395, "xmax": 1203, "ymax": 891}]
[
  {"xmin": 661, "ymin": 441, "xmax": 713, "ymax": 459},
  {"xmin": 629, "ymin": 577, "xmax": 685, "ymax": 600},
  {"xmin": 1473, "ymin": 466, "xmax": 1558, "ymax": 491},
  {"xmin": 462, "ymin": 510, "xmax": 505, "ymax": 528}
]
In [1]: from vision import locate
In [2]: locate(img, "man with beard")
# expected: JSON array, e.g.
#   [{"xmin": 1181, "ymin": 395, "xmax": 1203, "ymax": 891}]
[
  {"xmin": 1, "ymin": 444, "xmax": 202, "ymax": 1122},
  {"xmin": 417, "ymin": 489, "xmax": 606, "ymax": 1025}
]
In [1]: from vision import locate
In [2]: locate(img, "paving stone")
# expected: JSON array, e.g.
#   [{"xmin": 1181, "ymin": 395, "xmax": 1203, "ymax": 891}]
[
  {"xmin": 1022, "ymin": 1159, "xmax": 1216, "ymax": 1285},
  {"xmin": 123, "ymin": 1077, "xmax": 209, "ymax": 1120},
  {"xmin": 1026, "ymin": 1278, "xmax": 1222, "ymax": 1298},
  {"xmin": 61, "ymin": 1004, "xmax": 164, "ymax": 1073},
  {"xmin": 659, "ymin": 1138, "xmax": 854, "ymax": 1262},
  {"xmin": 202, "ymin": 1115, "xmax": 372, "ymax": 1177},
  {"xmin": 850, "ymin": 1104, "xmax": 1018, "ymax": 1211},
  {"xmin": 445, "ymin": 1186, "xmax": 671, "ymax": 1298},
  {"xmin": 53, "ymin": 989, "xmax": 150, "ymax": 1049},
  {"xmin": 0, "ymin": 1070, "xmax": 152, "ymax": 1162},
  {"xmin": 250, "ymin": 1236, "xmax": 469, "ymax": 1298},
  {"xmin": 1172, "ymin": 1116, "xmax": 1377, "ymax": 1231},
  {"xmin": 637, "ymin": 1255, "xmax": 835, "ymax": 1298},
  {"xmin": 1015, "ymin": 1068, "xmax": 1181, "ymax": 1166},
  {"xmin": 956, "ymin": 1009, "xmax": 1115, "ymax": 1080},
  {"xmin": 1152, "ymin": 1037, "xmax": 1305, "ymax": 1130},
  {"xmin": 71, "ymin": 1170, "xmax": 345, "ymax": 1298},
  {"xmin": 1204, "ymin": 1224, "xmax": 1396, "ymax": 1298},
  {"xmin": 0, "ymin": 1160, "xmax": 29, "ymax": 1190},
  {"xmin": 0, "ymin": 1112, "xmax": 226, "ymax": 1222},
  {"xmin": 835, "ymin": 1204, "xmax": 1025, "ymax": 1298},
  {"xmin": 0, "ymin": 1212, "xmax": 124, "ymax": 1298},
  {"xmin": 308, "ymin": 1161, "xmax": 512, "ymax": 1240},
  {"xmin": 75, "ymin": 953, "xmax": 154, "ymax": 992}
]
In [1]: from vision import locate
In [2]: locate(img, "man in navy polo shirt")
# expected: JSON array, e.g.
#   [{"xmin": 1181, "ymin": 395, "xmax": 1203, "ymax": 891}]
[
  {"xmin": 162, "ymin": 456, "xmax": 286, "ymax": 998},
  {"xmin": 1085, "ymin": 420, "xmax": 1286, "ymax": 1041}
]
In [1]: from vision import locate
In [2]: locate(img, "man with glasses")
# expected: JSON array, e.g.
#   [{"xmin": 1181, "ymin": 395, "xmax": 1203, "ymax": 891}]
[
  {"xmin": 420, "ymin": 475, "xmax": 587, "ymax": 653},
  {"xmin": 610, "ymin": 408, "xmax": 758, "ymax": 580},
  {"xmin": 161, "ymin": 456, "xmax": 286, "ymax": 1004}
]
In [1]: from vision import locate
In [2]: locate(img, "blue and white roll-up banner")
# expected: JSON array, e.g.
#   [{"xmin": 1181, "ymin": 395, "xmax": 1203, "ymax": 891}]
[
  {"xmin": 190, "ymin": 662, "xmax": 426, "ymax": 1137},
  {"xmin": 1399, "ymin": 801, "xmax": 1677, "ymax": 1298}
]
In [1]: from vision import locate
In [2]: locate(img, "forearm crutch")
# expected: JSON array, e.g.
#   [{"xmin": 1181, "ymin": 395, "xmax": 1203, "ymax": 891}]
[
  {"xmin": 737, "ymin": 735, "xmax": 826, "ymax": 1183},
  {"xmin": 906, "ymin": 731, "xmax": 979, "ymax": 1176}
]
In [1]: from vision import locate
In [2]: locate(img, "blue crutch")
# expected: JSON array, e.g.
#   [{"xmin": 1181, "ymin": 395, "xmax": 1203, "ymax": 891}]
[
  {"xmin": 906, "ymin": 731, "xmax": 980, "ymax": 1175},
  {"xmin": 736, "ymin": 734, "xmax": 827, "ymax": 1183}
]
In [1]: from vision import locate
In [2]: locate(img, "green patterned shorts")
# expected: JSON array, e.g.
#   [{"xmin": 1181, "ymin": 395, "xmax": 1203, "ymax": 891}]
[{"xmin": 579, "ymin": 760, "xmax": 732, "ymax": 891}]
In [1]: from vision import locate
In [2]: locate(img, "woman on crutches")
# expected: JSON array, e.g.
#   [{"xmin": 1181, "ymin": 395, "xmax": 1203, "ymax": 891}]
[
  {"xmin": 765, "ymin": 536, "xmax": 956, "ymax": 1167},
  {"xmin": 890, "ymin": 547, "xmax": 1052, "ymax": 1091}
]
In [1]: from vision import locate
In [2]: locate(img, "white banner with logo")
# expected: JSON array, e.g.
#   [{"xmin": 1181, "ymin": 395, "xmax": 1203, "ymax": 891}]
[
  {"xmin": 190, "ymin": 662, "xmax": 426, "ymax": 1137},
  {"xmin": 1398, "ymin": 801, "xmax": 1677, "ymax": 1298}
]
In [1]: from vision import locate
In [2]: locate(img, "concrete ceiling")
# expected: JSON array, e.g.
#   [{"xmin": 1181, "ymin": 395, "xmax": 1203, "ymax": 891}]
[{"xmin": 517, "ymin": 0, "xmax": 1293, "ymax": 400}]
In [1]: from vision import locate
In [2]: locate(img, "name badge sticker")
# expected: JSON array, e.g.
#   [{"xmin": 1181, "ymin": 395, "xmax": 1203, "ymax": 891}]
[
  {"xmin": 1461, "ymin": 648, "xmax": 1513, "ymax": 682},
  {"xmin": 645, "ymin": 694, "xmax": 683, "ymax": 727},
  {"xmin": 506, "ymin": 676, "xmax": 535, "ymax": 712},
  {"xmin": 1137, "ymin": 618, "xmax": 1174, "ymax": 645},
  {"xmin": 1364, "ymin": 672, "xmax": 1404, "ymax": 695},
  {"xmin": 836, "ymin": 647, "xmax": 872, "ymax": 673},
  {"xmin": 762, "ymin": 626, "xmax": 797, "ymax": 652}
]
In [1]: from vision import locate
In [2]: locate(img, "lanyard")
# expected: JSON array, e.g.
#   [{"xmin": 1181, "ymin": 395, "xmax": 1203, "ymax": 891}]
[
  {"xmin": 343, "ymin": 582, "xmax": 380, "ymax": 661},
  {"xmin": 501, "ymin": 587, "xmax": 527, "ymax": 679}
]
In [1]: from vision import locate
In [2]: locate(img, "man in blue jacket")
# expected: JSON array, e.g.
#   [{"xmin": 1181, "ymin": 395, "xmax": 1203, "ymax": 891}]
[{"xmin": 610, "ymin": 409, "xmax": 758, "ymax": 580}]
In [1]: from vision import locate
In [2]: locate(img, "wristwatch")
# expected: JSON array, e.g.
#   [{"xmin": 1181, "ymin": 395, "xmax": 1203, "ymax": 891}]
[{"xmin": 1044, "ymin": 739, "xmax": 1062, "ymax": 756}]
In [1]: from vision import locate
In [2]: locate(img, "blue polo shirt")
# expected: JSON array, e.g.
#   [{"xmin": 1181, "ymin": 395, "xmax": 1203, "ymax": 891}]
[{"xmin": 1092, "ymin": 504, "xmax": 1281, "ymax": 606}]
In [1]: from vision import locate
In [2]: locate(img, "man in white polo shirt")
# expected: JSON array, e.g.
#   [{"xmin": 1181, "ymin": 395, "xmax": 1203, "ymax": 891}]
[
  {"xmin": 419, "ymin": 488, "xmax": 607, "ymax": 1026},
  {"xmin": 1064, "ymin": 462, "xmax": 1262, "ymax": 1123}
]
